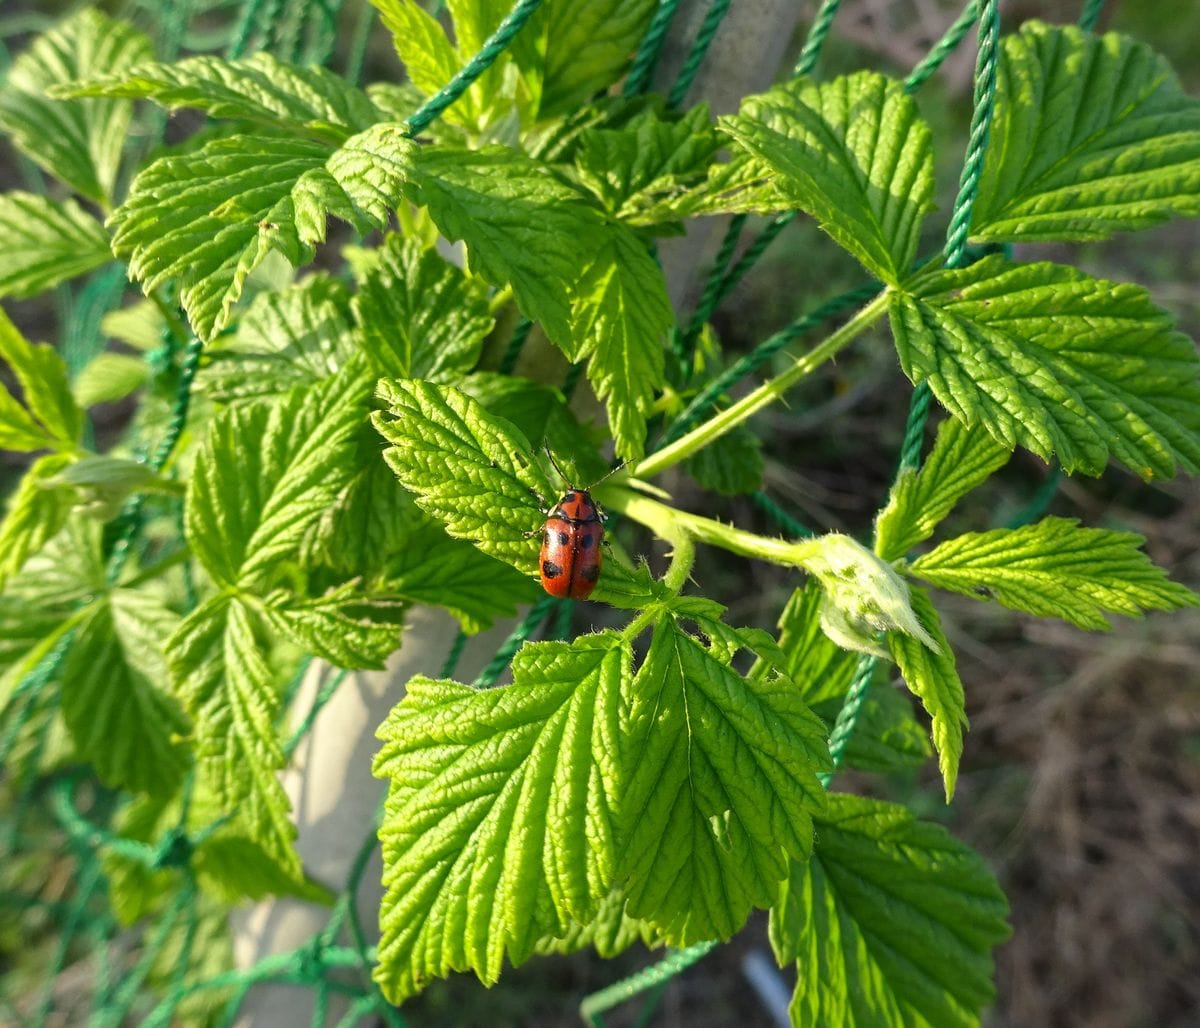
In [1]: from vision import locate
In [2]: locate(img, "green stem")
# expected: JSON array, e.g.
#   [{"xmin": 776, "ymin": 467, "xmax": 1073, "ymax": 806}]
[
  {"xmin": 607, "ymin": 489, "xmax": 823, "ymax": 569},
  {"xmin": 634, "ymin": 289, "xmax": 891, "ymax": 480}
]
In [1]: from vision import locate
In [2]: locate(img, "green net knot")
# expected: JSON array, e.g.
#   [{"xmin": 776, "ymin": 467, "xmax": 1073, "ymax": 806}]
[
  {"xmin": 150, "ymin": 826, "xmax": 193, "ymax": 871},
  {"xmin": 295, "ymin": 937, "xmax": 329, "ymax": 982}
]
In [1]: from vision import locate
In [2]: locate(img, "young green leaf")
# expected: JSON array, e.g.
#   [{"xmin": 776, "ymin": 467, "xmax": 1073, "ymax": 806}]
[
  {"xmin": 101, "ymin": 300, "xmax": 165, "ymax": 353},
  {"xmin": 352, "ymin": 234, "xmax": 492, "ymax": 380},
  {"xmin": 187, "ymin": 374, "xmax": 367, "ymax": 589},
  {"xmin": 887, "ymin": 587, "xmax": 966, "ymax": 801},
  {"xmin": 720, "ymin": 72, "xmax": 934, "ymax": 284},
  {"xmin": 0, "ymin": 307, "xmax": 84, "ymax": 449},
  {"xmin": 385, "ymin": 520, "xmax": 539, "ymax": 634},
  {"xmin": 875, "ymin": 417, "xmax": 1011, "ymax": 561},
  {"xmin": 0, "ymin": 10, "xmax": 152, "ymax": 204},
  {"xmin": 534, "ymin": 886, "xmax": 659, "ymax": 960},
  {"xmin": 55, "ymin": 52, "xmax": 382, "ymax": 143},
  {"xmin": 0, "ymin": 454, "xmax": 74, "ymax": 590},
  {"xmin": 373, "ymin": 634, "xmax": 630, "ymax": 1003},
  {"xmin": 973, "ymin": 22, "xmax": 1200, "ymax": 242},
  {"xmin": 619, "ymin": 616, "xmax": 831, "ymax": 944},
  {"xmin": 199, "ymin": 274, "xmax": 357, "ymax": 403},
  {"xmin": 0, "ymin": 192, "xmax": 112, "ymax": 300},
  {"xmin": 835, "ymin": 681, "xmax": 932, "ymax": 774},
  {"xmin": 167, "ymin": 594, "xmax": 300, "ymax": 876},
  {"xmin": 891, "ymin": 256, "xmax": 1200, "ymax": 479},
  {"xmin": 101, "ymin": 792, "xmax": 179, "ymax": 924},
  {"xmin": 110, "ymin": 134, "xmax": 330, "ymax": 340},
  {"xmin": 574, "ymin": 229, "xmax": 673, "ymax": 458},
  {"xmin": 373, "ymin": 379, "xmax": 554, "ymax": 574},
  {"xmin": 369, "ymin": 0, "xmax": 483, "ymax": 128},
  {"xmin": 73, "ymin": 353, "xmax": 149, "ymax": 408},
  {"xmin": 535, "ymin": 0, "xmax": 658, "ymax": 119},
  {"xmin": 60, "ymin": 591, "xmax": 189, "ymax": 797},
  {"xmin": 769, "ymin": 794, "xmax": 1010, "ymax": 1027},
  {"xmin": 573, "ymin": 104, "xmax": 723, "ymax": 223},
  {"xmin": 911, "ymin": 517, "xmax": 1199, "ymax": 630}
]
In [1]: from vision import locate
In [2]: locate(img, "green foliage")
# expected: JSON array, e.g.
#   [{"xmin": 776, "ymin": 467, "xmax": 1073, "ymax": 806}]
[
  {"xmin": 720, "ymin": 72, "xmax": 935, "ymax": 284},
  {"xmin": 0, "ymin": 193, "xmax": 112, "ymax": 300},
  {"xmin": 876, "ymin": 417, "xmax": 1011, "ymax": 561},
  {"xmin": 55, "ymin": 52, "xmax": 382, "ymax": 143},
  {"xmin": 891, "ymin": 257, "xmax": 1200, "ymax": 479},
  {"xmin": 2, "ymin": 5, "xmax": 1199, "ymax": 1021},
  {"xmin": 620, "ymin": 614, "xmax": 831, "ymax": 944},
  {"xmin": 0, "ymin": 9, "xmax": 152, "ymax": 204},
  {"xmin": 352, "ymin": 234, "xmax": 492, "ymax": 380},
  {"xmin": 973, "ymin": 22, "xmax": 1200, "ymax": 241},
  {"xmin": 888, "ymin": 588, "xmax": 967, "ymax": 801},
  {"xmin": 911, "ymin": 517, "xmax": 1200, "ymax": 630},
  {"xmin": 769, "ymin": 794, "xmax": 1010, "ymax": 1026}
]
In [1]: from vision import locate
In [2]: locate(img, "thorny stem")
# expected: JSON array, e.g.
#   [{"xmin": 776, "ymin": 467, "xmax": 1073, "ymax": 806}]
[{"xmin": 634, "ymin": 290, "xmax": 892, "ymax": 480}]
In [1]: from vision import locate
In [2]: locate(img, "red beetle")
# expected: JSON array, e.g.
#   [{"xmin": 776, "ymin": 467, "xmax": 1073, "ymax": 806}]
[{"xmin": 536, "ymin": 453, "xmax": 622, "ymax": 600}]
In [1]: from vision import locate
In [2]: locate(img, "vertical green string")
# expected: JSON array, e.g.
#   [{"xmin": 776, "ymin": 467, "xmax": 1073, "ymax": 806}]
[
  {"xmin": 666, "ymin": 0, "xmax": 734, "ymax": 107},
  {"xmin": 1079, "ymin": 0, "xmax": 1106, "ymax": 32},
  {"xmin": 624, "ymin": 0, "xmax": 682, "ymax": 96}
]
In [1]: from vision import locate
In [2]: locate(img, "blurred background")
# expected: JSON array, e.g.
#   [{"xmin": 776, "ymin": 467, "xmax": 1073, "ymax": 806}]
[{"xmin": 2, "ymin": 1, "xmax": 1198, "ymax": 1025}]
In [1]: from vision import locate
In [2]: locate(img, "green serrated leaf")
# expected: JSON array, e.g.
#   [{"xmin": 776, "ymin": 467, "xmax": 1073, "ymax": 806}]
[
  {"xmin": 73, "ymin": 352, "xmax": 149, "ymax": 408},
  {"xmin": 60, "ymin": 591, "xmax": 189, "ymax": 796},
  {"xmin": 534, "ymin": 886, "xmax": 660, "ymax": 960},
  {"xmin": 912, "ymin": 517, "xmax": 1199, "ymax": 630},
  {"xmin": 973, "ymin": 22, "xmax": 1200, "ymax": 242},
  {"xmin": 372, "ymin": 379, "xmax": 553, "ymax": 575},
  {"xmin": 574, "ymin": 104, "xmax": 722, "ymax": 222},
  {"xmin": 110, "ymin": 134, "xmax": 330, "ymax": 340},
  {"xmin": 892, "ymin": 256, "xmax": 1200, "ymax": 479},
  {"xmin": 0, "ymin": 10, "xmax": 152, "ymax": 203},
  {"xmin": 837, "ymin": 681, "xmax": 932, "ymax": 773},
  {"xmin": 0, "ymin": 454, "xmax": 75, "ymax": 591},
  {"xmin": 619, "ymin": 616, "xmax": 831, "ymax": 945},
  {"xmin": 720, "ymin": 72, "xmax": 934, "ymax": 283},
  {"xmin": 0, "ymin": 192, "xmax": 112, "ymax": 300},
  {"xmin": 770, "ymin": 794, "xmax": 1010, "ymax": 1027},
  {"xmin": 875, "ymin": 417, "xmax": 1011, "ymax": 562},
  {"xmin": 296, "ymin": 122, "xmax": 416, "ymax": 242},
  {"xmin": 385, "ymin": 519, "xmax": 538, "ymax": 634},
  {"xmin": 199, "ymin": 274, "xmax": 357, "ymax": 403},
  {"xmin": 167, "ymin": 594, "xmax": 299, "ymax": 875},
  {"xmin": 101, "ymin": 793, "xmax": 179, "ymax": 924},
  {"xmin": 56, "ymin": 52, "xmax": 381, "ymax": 144},
  {"xmin": 0, "ymin": 306, "xmax": 84, "ymax": 448},
  {"xmin": 187, "ymin": 374, "xmax": 366, "ymax": 589},
  {"xmin": 373, "ymin": 633, "xmax": 629, "ymax": 1002},
  {"xmin": 352, "ymin": 234, "xmax": 492, "ymax": 380},
  {"xmin": 406, "ymin": 144, "xmax": 602, "ymax": 350},
  {"xmin": 370, "ymin": 0, "xmax": 482, "ymax": 128},
  {"xmin": 536, "ymin": 0, "xmax": 658, "ymax": 119},
  {"xmin": 887, "ymin": 587, "xmax": 966, "ymax": 801},
  {"xmin": 574, "ymin": 229, "xmax": 672, "ymax": 459},
  {"xmin": 262, "ymin": 584, "xmax": 405, "ymax": 668}
]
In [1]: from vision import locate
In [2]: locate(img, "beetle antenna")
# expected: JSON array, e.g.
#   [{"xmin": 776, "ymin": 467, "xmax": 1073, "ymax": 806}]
[
  {"xmin": 586, "ymin": 459, "xmax": 628, "ymax": 491},
  {"xmin": 543, "ymin": 446, "xmax": 572, "ymax": 486}
]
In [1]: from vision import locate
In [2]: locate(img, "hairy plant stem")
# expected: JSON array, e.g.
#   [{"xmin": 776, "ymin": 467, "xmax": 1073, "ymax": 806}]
[
  {"xmin": 606, "ymin": 488, "xmax": 825, "ymax": 568},
  {"xmin": 620, "ymin": 532, "xmax": 696, "ymax": 640},
  {"xmin": 633, "ymin": 289, "xmax": 892, "ymax": 480}
]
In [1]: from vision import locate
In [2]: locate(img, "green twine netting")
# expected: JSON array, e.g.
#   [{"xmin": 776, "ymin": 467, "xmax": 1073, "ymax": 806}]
[{"xmin": 3, "ymin": 0, "xmax": 1084, "ymax": 1022}]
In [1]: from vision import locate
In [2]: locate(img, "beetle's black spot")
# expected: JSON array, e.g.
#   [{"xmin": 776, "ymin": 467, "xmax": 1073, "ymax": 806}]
[
  {"xmin": 579, "ymin": 533, "xmax": 594, "ymax": 549},
  {"xmin": 559, "ymin": 530, "xmax": 570, "ymax": 545},
  {"xmin": 580, "ymin": 564, "xmax": 600, "ymax": 582},
  {"xmin": 541, "ymin": 560, "xmax": 563, "ymax": 579}
]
